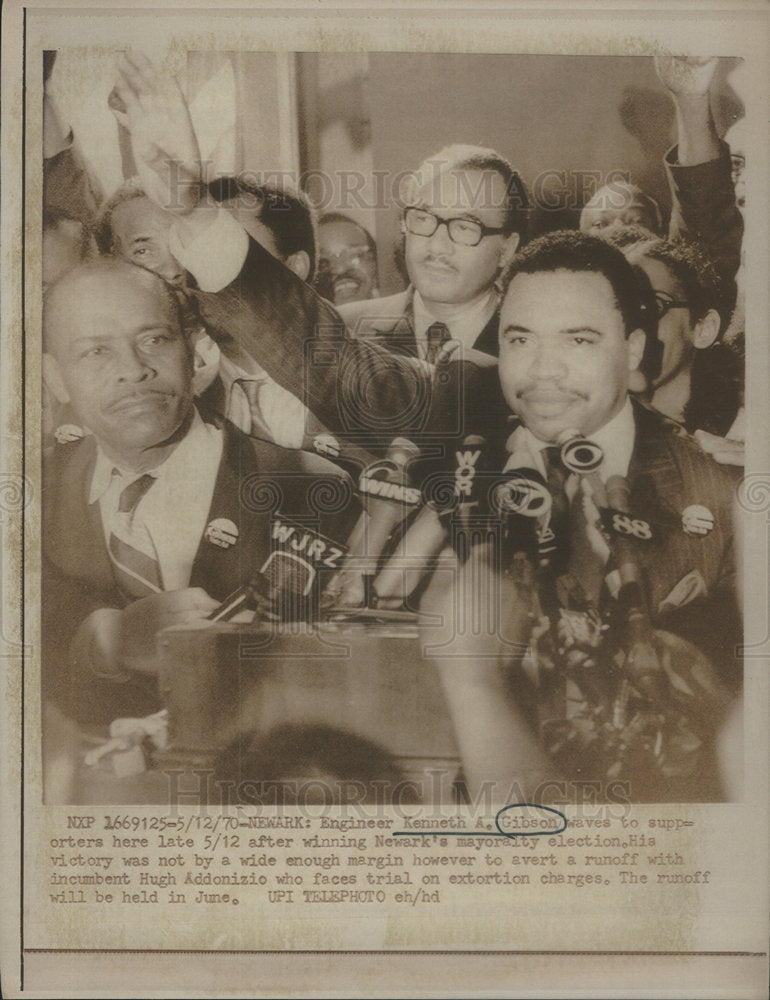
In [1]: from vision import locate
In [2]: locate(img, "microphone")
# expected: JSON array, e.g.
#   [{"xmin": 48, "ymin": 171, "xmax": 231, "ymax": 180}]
[
  {"xmin": 208, "ymin": 515, "xmax": 348, "ymax": 623},
  {"xmin": 373, "ymin": 435, "xmax": 487, "ymax": 605},
  {"xmin": 556, "ymin": 427, "xmax": 607, "ymax": 508},
  {"xmin": 604, "ymin": 475, "xmax": 666, "ymax": 704},
  {"xmin": 326, "ymin": 437, "xmax": 422, "ymax": 609}
]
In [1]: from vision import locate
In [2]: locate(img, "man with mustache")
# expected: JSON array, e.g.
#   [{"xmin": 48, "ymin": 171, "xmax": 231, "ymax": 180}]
[
  {"xmin": 418, "ymin": 230, "xmax": 741, "ymax": 801},
  {"xmin": 42, "ymin": 259, "xmax": 355, "ymax": 724},
  {"xmin": 337, "ymin": 144, "xmax": 528, "ymax": 361}
]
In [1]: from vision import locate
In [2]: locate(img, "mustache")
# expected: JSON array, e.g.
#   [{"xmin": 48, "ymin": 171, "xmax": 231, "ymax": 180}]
[
  {"xmin": 106, "ymin": 388, "xmax": 176, "ymax": 413},
  {"xmin": 419, "ymin": 253, "xmax": 457, "ymax": 269},
  {"xmin": 333, "ymin": 269, "xmax": 364, "ymax": 285},
  {"xmin": 515, "ymin": 386, "xmax": 588, "ymax": 402}
]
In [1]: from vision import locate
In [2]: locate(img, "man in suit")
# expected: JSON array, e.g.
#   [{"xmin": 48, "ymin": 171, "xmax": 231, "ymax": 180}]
[
  {"xmin": 42, "ymin": 259, "xmax": 356, "ymax": 725},
  {"xmin": 415, "ymin": 231, "xmax": 741, "ymax": 802},
  {"xmin": 338, "ymin": 144, "xmax": 529, "ymax": 361}
]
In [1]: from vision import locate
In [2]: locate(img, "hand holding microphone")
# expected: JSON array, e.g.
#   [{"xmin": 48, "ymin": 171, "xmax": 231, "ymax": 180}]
[
  {"xmin": 325, "ymin": 437, "xmax": 422, "ymax": 609},
  {"xmin": 373, "ymin": 435, "xmax": 487, "ymax": 608}
]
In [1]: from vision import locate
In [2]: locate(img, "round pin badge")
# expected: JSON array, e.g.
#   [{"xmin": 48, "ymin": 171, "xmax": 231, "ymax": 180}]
[
  {"xmin": 681, "ymin": 504, "xmax": 714, "ymax": 537},
  {"xmin": 313, "ymin": 433, "xmax": 341, "ymax": 459},
  {"xmin": 205, "ymin": 518, "xmax": 239, "ymax": 549},
  {"xmin": 54, "ymin": 424, "xmax": 85, "ymax": 444}
]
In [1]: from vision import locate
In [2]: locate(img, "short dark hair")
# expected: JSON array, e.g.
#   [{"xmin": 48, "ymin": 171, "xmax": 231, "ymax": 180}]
[
  {"xmin": 404, "ymin": 143, "xmax": 531, "ymax": 238},
  {"xmin": 500, "ymin": 229, "xmax": 647, "ymax": 337},
  {"xmin": 626, "ymin": 236, "xmax": 727, "ymax": 334},
  {"xmin": 94, "ymin": 177, "xmax": 148, "ymax": 255},
  {"xmin": 318, "ymin": 212, "xmax": 377, "ymax": 257},
  {"xmin": 606, "ymin": 224, "xmax": 659, "ymax": 251},
  {"xmin": 208, "ymin": 176, "xmax": 318, "ymax": 281}
]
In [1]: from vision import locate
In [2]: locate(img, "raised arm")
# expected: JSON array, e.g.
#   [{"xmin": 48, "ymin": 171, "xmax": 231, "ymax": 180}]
[
  {"xmin": 655, "ymin": 55, "xmax": 743, "ymax": 287},
  {"xmin": 113, "ymin": 53, "xmax": 431, "ymax": 448}
]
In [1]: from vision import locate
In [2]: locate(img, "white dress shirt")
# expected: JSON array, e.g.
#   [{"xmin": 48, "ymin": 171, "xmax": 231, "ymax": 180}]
[
  {"xmin": 89, "ymin": 408, "xmax": 223, "ymax": 591},
  {"xmin": 412, "ymin": 288, "xmax": 499, "ymax": 356}
]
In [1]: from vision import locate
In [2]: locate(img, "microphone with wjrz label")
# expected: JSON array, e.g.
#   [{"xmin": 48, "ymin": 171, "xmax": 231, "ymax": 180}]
[{"xmin": 208, "ymin": 516, "xmax": 348, "ymax": 623}]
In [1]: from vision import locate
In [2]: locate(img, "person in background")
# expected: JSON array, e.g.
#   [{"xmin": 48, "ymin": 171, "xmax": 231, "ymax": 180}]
[
  {"xmin": 93, "ymin": 171, "xmax": 322, "ymax": 448},
  {"xmin": 624, "ymin": 235, "xmax": 742, "ymax": 436},
  {"xmin": 316, "ymin": 212, "xmax": 379, "ymax": 306},
  {"xmin": 208, "ymin": 175, "xmax": 318, "ymax": 283},
  {"xmin": 579, "ymin": 179, "xmax": 664, "ymax": 240},
  {"xmin": 337, "ymin": 143, "xmax": 529, "ymax": 360},
  {"xmin": 655, "ymin": 55, "xmax": 746, "ymax": 465}
]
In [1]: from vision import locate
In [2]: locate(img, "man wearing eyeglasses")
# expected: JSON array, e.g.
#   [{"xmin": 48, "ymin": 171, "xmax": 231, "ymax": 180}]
[
  {"xmin": 337, "ymin": 145, "xmax": 529, "ymax": 362},
  {"xmin": 624, "ymin": 236, "xmax": 742, "ymax": 438}
]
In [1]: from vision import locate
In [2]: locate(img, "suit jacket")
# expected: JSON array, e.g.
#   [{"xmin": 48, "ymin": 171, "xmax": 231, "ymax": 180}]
[
  {"xmin": 42, "ymin": 415, "xmax": 359, "ymax": 723},
  {"xmin": 423, "ymin": 365, "xmax": 741, "ymax": 683},
  {"xmin": 666, "ymin": 142, "xmax": 743, "ymax": 305},
  {"xmin": 338, "ymin": 287, "xmax": 501, "ymax": 358},
  {"xmin": 192, "ymin": 238, "xmax": 429, "ymax": 448}
]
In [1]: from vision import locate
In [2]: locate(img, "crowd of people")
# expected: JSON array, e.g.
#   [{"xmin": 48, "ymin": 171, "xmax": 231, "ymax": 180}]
[{"xmin": 41, "ymin": 51, "xmax": 746, "ymax": 804}]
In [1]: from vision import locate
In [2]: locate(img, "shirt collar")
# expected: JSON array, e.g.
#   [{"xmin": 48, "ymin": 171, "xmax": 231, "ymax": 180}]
[
  {"xmin": 412, "ymin": 287, "xmax": 499, "ymax": 350},
  {"xmin": 89, "ymin": 407, "xmax": 211, "ymax": 505},
  {"xmin": 505, "ymin": 399, "xmax": 636, "ymax": 481}
]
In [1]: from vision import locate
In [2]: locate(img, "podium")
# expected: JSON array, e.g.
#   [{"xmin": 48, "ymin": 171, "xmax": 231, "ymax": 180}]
[{"xmin": 157, "ymin": 620, "xmax": 462, "ymax": 802}]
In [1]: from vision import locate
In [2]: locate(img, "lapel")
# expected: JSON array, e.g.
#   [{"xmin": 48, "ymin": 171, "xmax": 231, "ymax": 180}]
[
  {"xmin": 371, "ymin": 289, "xmax": 419, "ymax": 358},
  {"xmin": 189, "ymin": 422, "xmax": 273, "ymax": 599},
  {"xmin": 44, "ymin": 437, "xmax": 116, "ymax": 592},
  {"xmin": 471, "ymin": 308, "xmax": 501, "ymax": 357},
  {"xmin": 627, "ymin": 400, "xmax": 685, "ymax": 528},
  {"xmin": 620, "ymin": 401, "xmax": 689, "ymax": 608}
]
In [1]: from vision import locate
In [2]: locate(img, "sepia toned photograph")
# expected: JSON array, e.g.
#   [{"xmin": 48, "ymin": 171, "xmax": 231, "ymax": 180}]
[{"xmin": 2, "ymin": 2, "xmax": 768, "ymax": 996}]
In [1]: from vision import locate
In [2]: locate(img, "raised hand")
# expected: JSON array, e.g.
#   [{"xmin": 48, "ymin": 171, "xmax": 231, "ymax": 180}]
[
  {"xmin": 112, "ymin": 52, "xmax": 201, "ymax": 215},
  {"xmin": 654, "ymin": 55, "xmax": 719, "ymax": 98}
]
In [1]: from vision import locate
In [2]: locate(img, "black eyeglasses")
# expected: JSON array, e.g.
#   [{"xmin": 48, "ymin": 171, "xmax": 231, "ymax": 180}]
[
  {"xmin": 653, "ymin": 293, "xmax": 690, "ymax": 320},
  {"xmin": 403, "ymin": 206, "xmax": 508, "ymax": 247}
]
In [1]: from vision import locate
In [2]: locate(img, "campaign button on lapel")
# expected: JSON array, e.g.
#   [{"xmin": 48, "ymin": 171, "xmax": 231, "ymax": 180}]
[
  {"xmin": 54, "ymin": 424, "xmax": 85, "ymax": 444},
  {"xmin": 205, "ymin": 518, "xmax": 239, "ymax": 549},
  {"xmin": 681, "ymin": 504, "xmax": 714, "ymax": 537}
]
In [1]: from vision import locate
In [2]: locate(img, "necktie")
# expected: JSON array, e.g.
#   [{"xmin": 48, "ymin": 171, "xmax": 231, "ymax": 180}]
[
  {"xmin": 234, "ymin": 378, "xmax": 273, "ymax": 439},
  {"xmin": 542, "ymin": 446, "xmax": 571, "ymax": 572},
  {"xmin": 542, "ymin": 447, "xmax": 607, "ymax": 604},
  {"xmin": 425, "ymin": 322, "xmax": 451, "ymax": 364},
  {"xmin": 108, "ymin": 473, "xmax": 163, "ymax": 599}
]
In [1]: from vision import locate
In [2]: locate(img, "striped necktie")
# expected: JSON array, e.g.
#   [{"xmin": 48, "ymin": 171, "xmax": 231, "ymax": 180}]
[{"xmin": 108, "ymin": 473, "xmax": 163, "ymax": 599}]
